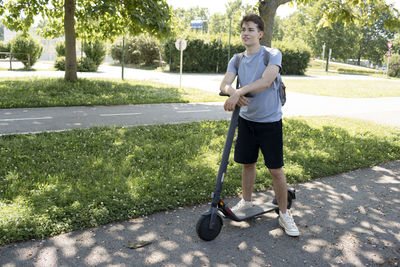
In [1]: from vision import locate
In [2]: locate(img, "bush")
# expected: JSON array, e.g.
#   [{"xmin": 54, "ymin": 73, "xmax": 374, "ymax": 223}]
[
  {"xmin": 55, "ymin": 42, "xmax": 65, "ymax": 57},
  {"xmin": 163, "ymin": 37, "xmax": 244, "ymax": 73},
  {"xmin": 388, "ymin": 54, "xmax": 400, "ymax": 78},
  {"xmin": 337, "ymin": 68, "xmax": 380, "ymax": 75},
  {"xmin": 0, "ymin": 41, "xmax": 10, "ymax": 59},
  {"xmin": 54, "ymin": 56, "xmax": 97, "ymax": 72},
  {"xmin": 274, "ymin": 40, "xmax": 311, "ymax": 75},
  {"xmin": 10, "ymin": 33, "xmax": 43, "ymax": 68},
  {"xmin": 83, "ymin": 40, "xmax": 106, "ymax": 68},
  {"xmin": 110, "ymin": 34, "xmax": 160, "ymax": 66},
  {"xmin": 54, "ymin": 40, "xmax": 104, "ymax": 72},
  {"xmin": 54, "ymin": 56, "xmax": 66, "ymax": 71},
  {"xmin": 77, "ymin": 56, "xmax": 97, "ymax": 72},
  {"xmin": 163, "ymin": 37, "xmax": 310, "ymax": 74},
  {"xmin": 134, "ymin": 35, "xmax": 159, "ymax": 65}
]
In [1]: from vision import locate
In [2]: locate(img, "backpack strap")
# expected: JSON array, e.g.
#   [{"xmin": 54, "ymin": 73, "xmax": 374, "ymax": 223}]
[
  {"xmin": 234, "ymin": 49, "xmax": 286, "ymax": 106},
  {"xmin": 234, "ymin": 52, "xmax": 244, "ymax": 89}
]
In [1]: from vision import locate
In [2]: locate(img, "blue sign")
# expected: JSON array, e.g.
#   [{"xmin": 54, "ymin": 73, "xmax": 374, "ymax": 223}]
[
  {"xmin": 191, "ymin": 20, "xmax": 203, "ymax": 29},
  {"xmin": 382, "ymin": 66, "xmax": 386, "ymax": 71}
]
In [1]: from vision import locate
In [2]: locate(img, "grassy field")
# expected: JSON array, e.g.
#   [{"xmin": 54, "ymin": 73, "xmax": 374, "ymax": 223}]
[
  {"xmin": 1, "ymin": 116, "xmax": 399, "ymax": 245},
  {"xmin": 284, "ymin": 79, "xmax": 400, "ymax": 98},
  {"xmin": 0, "ymin": 77, "xmax": 224, "ymax": 108}
]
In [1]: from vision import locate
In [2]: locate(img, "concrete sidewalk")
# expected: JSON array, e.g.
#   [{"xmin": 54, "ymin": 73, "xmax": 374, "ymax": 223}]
[{"xmin": 0, "ymin": 161, "xmax": 399, "ymax": 267}]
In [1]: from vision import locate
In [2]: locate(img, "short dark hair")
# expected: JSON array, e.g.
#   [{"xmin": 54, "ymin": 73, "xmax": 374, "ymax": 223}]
[{"xmin": 240, "ymin": 13, "xmax": 265, "ymax": 32}]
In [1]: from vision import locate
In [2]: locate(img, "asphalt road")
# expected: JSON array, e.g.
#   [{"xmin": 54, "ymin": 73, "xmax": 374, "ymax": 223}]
[{"xmin": 1, "ymin": 91, "xmax": 400, "ymax": 135}]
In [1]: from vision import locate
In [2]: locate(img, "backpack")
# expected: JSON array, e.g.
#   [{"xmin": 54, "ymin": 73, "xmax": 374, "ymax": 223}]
[{"xmin": 234, "ymin": 49, "xmax": 286, "ymax": 106}]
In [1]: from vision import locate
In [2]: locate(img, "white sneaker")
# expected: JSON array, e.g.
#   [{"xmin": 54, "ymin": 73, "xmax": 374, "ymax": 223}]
[
  {"xmin": 231, "ymin": 198, "xmax": 252, "ymax": 213},
  {"xmin": 279, "ymin": 210, "xmax": 300, "ymax": 237}
]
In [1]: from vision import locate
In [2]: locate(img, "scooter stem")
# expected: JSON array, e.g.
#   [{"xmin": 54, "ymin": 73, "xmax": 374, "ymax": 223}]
[{"xmin": 210, "ymin": 105, "xmax": 240, "ymax": 207}]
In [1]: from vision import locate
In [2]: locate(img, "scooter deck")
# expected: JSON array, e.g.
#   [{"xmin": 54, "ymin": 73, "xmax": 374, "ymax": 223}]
[{"xmin": 233, "ymin": 202, "xmax": 278, "ymax": 220}]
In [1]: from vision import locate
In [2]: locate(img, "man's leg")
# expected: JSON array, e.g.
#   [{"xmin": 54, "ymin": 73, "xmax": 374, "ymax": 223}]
[
  {"xmin": 269, "ymin": 168, "xmax": 287, "ymax": 213},
  {"xmin": 242, "ymin": 163, "xmax": 256, "ymax": 201}
]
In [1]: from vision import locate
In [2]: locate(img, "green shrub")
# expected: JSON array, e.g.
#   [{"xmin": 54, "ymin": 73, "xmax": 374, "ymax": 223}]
[
  {"xmin": 77, "ymin": 56, "xmax": 97, "ymax": 72},
  {"xmin": 134, "ymin": 35, "xmax": 159, "ymax": 65},
  {"xmin": 54, "ymin": 56, "xmax": 97, "ymax": 72},
  {"xmin": 163, "ymin": 37, "xmax": 243, "ymax": 73},
  {"xmin": 110, "ymin": 34, "xmax": 160, "ymax": 65},
  {"xmin": 0, "ymin": 41, "xmax": 10, "ymax": 59},
  {"xmin": 388, "ymin": 54, "xmax": 400, "ymax": 78},
  {"xmin": 55, "ymin": 41, "xmax": 65, "ymax": 57},
  {"xmin": 83, "ymin": 40, "xmax": 106, "ymax": 68},
  {"xmin": 274, "ymin": 40, "xmax": 311, "ymax": 75},
  {"xmin": 54, "ymin": 56, "xmax": 65, "ymax": 71},
  {"xmin": 337, "ymin": 68, "xmax": 380, "ymax": 75},
  {"xmin": 10, "ymin": 33, "xmax": 43, "ymax": 68},
  {"xmin": 163, "ymin": 37, "xmax": 310, "ymax": 74}
]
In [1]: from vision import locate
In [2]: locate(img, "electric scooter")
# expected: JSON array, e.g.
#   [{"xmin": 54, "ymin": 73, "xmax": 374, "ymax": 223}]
[{"xmin": 196, "ymin": 91, "xmax": 296, "ymax": 241}]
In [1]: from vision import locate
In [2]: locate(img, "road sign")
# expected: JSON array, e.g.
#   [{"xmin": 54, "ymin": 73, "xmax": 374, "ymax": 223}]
[
  {"xmin": 175, "ymin": 38, "xmax": 187, "ymax": 88},
  {"xmin": 386, "ymin": 50, "xmax": 392, "ymax": 57},
  {"xmin": 175, "ymin": 38, "xmax": 187, "ymax": 51},
  {"xmin": 387, "ymin": 42, "xmax": 393, "ymax": 49},
  {"xmin": 382, "ymin": 66, "xmax": 386, "ymax": 71}
]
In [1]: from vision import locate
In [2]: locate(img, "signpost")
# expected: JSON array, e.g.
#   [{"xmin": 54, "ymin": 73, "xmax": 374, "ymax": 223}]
[
  {"xmin": 175, "ymin": 38, "xmax": 187, "ymax": 88},
  {"xmin": 322, "ymin": 43, "xmax": 326, "ymax": 70},
  {"xmin": 385, "ymin": 42, "xmax": 393, "ymax": 77}
]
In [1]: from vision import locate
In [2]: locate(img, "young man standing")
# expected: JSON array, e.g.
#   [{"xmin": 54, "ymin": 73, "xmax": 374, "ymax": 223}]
[{"xmin": 219, "ymin": 13, "xmax": 299, "ymax": 237}]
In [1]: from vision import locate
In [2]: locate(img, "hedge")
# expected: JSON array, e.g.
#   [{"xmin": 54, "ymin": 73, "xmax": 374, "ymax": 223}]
[
  {"xmin": 0, "ymin": 41, "xmax": 10, "ymax": 59},
  {"xmin": 163, "ymin": 37, "xmax": 310, "ymax": 75},
  {"xmin": 337, "ymin": 68, "xmax": 380, "ymax": 75},
  {"xmin": 388, "ymin": 54, "xmax": 400, "ymax": 78}
]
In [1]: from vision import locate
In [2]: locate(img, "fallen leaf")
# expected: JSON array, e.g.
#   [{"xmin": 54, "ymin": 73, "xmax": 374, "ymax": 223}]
[{"xmin": 126, "ymin": 241, "xmax": 153, "ymax": 249}]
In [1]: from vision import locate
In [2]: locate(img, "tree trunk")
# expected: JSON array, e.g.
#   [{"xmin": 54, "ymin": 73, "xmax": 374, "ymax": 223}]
[
  {"xmin": 64, "ymin": 0, "xmax": 77, "ymax": 82},
  {"xmin": 258, "ymin": 0, "xmax": 291, "ymax": 47}
]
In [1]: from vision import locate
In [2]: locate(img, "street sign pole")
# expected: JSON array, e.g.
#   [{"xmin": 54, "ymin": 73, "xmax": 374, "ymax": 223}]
[
  {"xmin": 175, "ymin": 38, "xmax": 187, "ymax": 88},
  {"xmin": 180, "ymin": 48, "xmax": 183, "ymax": 87},
  {"xmin": 386, "ymin": 42, "xmax": 393, "ymax": 78},
  {"xmin": 387, "ymin": 53, "xmax": 390, "ymax": 78},
  {"xmin": 121, "ymin": 36, "xmax": 125, "ymax": 80}
]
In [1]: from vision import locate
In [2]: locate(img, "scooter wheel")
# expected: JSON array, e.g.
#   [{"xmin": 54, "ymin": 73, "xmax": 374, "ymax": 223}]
[
  {"xmin": 273, "ymin": 190, "xmax": 294, "ymax": 215},
  {"xmin": 196, "ymin": 214, "xmax": 223, "ymax": 241}
]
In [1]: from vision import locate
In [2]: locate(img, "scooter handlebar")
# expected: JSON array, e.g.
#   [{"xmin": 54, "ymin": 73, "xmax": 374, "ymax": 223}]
[{"xmin": 219, "ymin": 92, "xmax": 252, "ymax": 97}]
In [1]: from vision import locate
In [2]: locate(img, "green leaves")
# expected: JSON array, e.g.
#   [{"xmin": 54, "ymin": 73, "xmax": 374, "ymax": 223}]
[{"xmin": 1, "ymin": 0, "xmax": 172, "ymax": 41}]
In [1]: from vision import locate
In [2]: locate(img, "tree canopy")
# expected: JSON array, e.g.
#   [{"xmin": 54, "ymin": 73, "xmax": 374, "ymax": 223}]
[
  {"xmin": 0, "ymin": 0, "xmax": 171, "ymax": 81},
  {"xmin": 275, "ymin": 1, "xmax": 396, "ymax": 65},
  {"xmin": 259, "ymin": 0, "xmax": 400, "ymax": 46}
]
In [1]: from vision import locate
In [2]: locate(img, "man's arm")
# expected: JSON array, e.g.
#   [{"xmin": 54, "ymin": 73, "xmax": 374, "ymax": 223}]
[
  {"xmin": 219, "ymin": 71, "xmax": 236, "ymax": 96},
  {"xmin": 223, "ymin": 64, "xmax": 280, "ymax": 111},
  {"xmin": 237, "ymin": 64, "xmax": 280, "ymax": 96}
]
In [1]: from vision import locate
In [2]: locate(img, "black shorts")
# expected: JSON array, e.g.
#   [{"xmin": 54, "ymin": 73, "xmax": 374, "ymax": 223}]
[{"xmin": 234, "ymin": 116, "xmax": 284, "ymax": 169}]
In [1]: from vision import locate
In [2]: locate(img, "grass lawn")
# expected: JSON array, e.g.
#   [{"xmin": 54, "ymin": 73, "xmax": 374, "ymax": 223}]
[
  {"xmin": 0, "ymin": 77, "xmax": 224, "ymax": 108},
  {"xmin": 284, "ymin": 79, "xmax": 400, "ymax": 98},
  {"xmin": 1, "ymin": 116, "xmax": 400, "ymax": 245}
]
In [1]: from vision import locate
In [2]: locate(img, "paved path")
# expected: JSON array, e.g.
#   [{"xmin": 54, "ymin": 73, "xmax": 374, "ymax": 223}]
[
  {"xmin": 1, "ymin": 91, "xmax": 400, "ymax": 135},
  {"xmin": 0, "ymin": 160, "xmax": 399, "ymax": 266}
]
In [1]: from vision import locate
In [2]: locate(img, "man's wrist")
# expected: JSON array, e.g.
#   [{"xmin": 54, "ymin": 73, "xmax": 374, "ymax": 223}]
[{"xmin": 227, "ymin": 86, "xmax": 236, "ymax": 96}]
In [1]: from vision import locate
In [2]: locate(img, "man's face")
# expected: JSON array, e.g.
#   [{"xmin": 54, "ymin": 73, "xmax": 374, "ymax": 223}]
[{"xmin": 241, "ymin": 21, "xmax": 263, "ymax": 47}]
